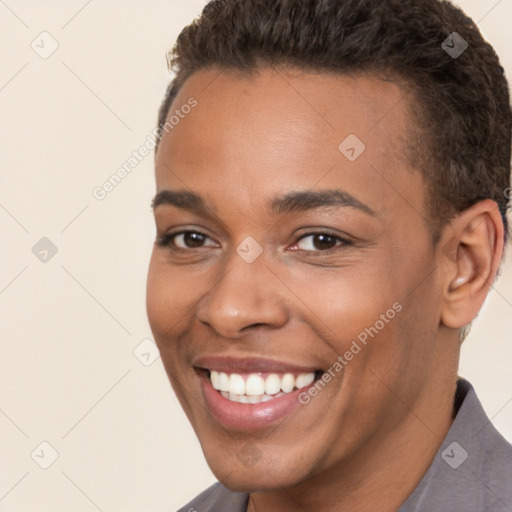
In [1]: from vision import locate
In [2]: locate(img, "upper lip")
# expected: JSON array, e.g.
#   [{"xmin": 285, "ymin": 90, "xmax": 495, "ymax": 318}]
[{"xmin": 192, "ymin": 355, "xmax": 320, "ymax": 374}]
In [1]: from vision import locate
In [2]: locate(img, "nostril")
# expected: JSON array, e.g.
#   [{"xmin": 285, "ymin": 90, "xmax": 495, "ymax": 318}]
[{"xmin": 242, "ymin": 322, "xmax": 266, "ymax": 331}]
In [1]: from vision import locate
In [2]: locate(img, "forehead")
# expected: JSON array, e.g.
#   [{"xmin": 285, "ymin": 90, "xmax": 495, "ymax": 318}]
[{"xmin": 155, "ymin": 67, "xmax": 424, "ymax": 220}]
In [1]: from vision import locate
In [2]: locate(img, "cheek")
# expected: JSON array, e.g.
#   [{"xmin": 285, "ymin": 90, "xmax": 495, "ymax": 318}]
[
  {"xmin": 283, "ymin": 263, "xmax": 397, "ymax": 342},
  {"xmin": 146, "ymin": 262, "xmax": 173, "ymax": 340},
  {"xmin": 280, "ymin": 262, "xmax": 413, "ymax": 400},
  {"xmin": 146, "ymin": 257, "xmax": 199, "ymax": 405},
  {"xmin": 146, "ymin": 255, "xmax": 199, "ymax": 341}
]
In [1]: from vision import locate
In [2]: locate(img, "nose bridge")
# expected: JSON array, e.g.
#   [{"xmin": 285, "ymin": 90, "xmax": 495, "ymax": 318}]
[{"xmin": 197, "ymin": 249, "xmax": 288, "ymax": 338}]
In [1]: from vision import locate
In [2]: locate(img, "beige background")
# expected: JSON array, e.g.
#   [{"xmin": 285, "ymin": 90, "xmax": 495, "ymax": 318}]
[{"xmin": 0, "ymin": 0, "xmax": 511, "ymax": 510}]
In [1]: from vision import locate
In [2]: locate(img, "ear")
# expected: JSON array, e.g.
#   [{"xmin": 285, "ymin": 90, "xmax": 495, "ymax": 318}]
[{"xmin": 439, "ymin": 200, "xmax": 505, "ymax": 330}]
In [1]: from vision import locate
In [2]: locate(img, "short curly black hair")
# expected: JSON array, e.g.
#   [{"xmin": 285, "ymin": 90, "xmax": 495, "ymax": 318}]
[{"xmin": 156, "ymin": 0, "xmax": 512, "ymax": 242}]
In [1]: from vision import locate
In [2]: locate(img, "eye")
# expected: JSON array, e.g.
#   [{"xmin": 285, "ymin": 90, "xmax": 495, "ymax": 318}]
[
  {"xmin": 156, "ymin": 230, "xmax": 218, "ymax": 250},
  {"xmin": 294, "ymin": 232, "xmax": 350, "ymax": 252}
]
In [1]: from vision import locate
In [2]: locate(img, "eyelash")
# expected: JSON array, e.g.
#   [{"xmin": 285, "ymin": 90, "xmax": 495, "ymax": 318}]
[
  {"xmin": 155, "ymin": 230, "xmax": 352, "ymax": 254},
  {"xmin": 156, "ymin": 231, "xmax": 217, "ymax": 251}
]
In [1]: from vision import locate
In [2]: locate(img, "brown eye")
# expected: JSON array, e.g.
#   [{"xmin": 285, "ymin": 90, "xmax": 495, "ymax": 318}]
[
  {"xmin": 157, "ymin": 231, "xmax": 218, "ymax": 249},
  {"xmin": 180, "ymin": 232, "xmax": 208, "ymax": 248},
  {"xmin": 295, "ymin": 233, "xmax": 348, "ymax": 252}
]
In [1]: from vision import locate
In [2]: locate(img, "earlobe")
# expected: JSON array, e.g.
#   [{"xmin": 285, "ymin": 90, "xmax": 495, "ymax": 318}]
[{"xmin": 440, "ymin": 200, "xmax": 504, "ymax": 330}]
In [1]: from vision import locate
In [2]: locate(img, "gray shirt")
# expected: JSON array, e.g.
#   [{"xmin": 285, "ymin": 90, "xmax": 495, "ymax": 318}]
[{"xmin": 177, "ymin": 379, "xmax": 512, "ymax": 511}]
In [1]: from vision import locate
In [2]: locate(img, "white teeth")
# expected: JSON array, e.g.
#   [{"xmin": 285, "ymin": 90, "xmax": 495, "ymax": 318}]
[
  {"xmin": 246, "ymin": 374, "xmax": 265, "ymax": 395},
  {"xmin": 209, "ymin": 371, "xmax": 243, "ymax": 392},
  {"xmin": 296, "ymin": 372, "xmax": 315, "ymax": 389},
  {"xmin": 228, "ymin": 392, "xmax": 249, "ymax": 403},
  {"xmin": 245, "ymin": 395, "xmax": 263, "ymax": 404},
  {"xmin": 218, "ymin": 372, "xmax": 230, "ymax": 392},
  {"xmin": 209, "ymin": 370, "xmax": 317, "ymax": 402},
  {"xmin": 281, "ymin": 373, "xmax": 295, "ymax": 393},
  {"xmin": 210, "ymin": 370, "xmax": 221, "ymax": 390},
  {"xmin": 221, "ymin": 390, "xmax": 287, "ymax": 403},
  {"xmin": 229, "ymin": 374, "xmax": 245, "ymax": 395},
  {"xmin": 265, "ymin": 374, "xmax": 281, "ymax": 395}
]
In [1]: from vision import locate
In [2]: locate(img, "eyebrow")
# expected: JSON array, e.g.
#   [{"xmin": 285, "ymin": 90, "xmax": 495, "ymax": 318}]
[
  {"xmin": 270, "ymin": 190, "xmax": 376, "ymax": 216},
  {"xmin": 151, "ymin": 189, "xmax": 376, "ymax": 217},
  {"xmin": 151, "ymin": 190, "xmax": 212, "ymax": 213}
]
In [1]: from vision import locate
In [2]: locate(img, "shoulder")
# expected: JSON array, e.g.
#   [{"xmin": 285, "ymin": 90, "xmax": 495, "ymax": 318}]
[
  {"xmin": 176, "ymin": 482, "xmax": 249, "ymax": 512},
  {"xmin": 457, "ymin": 380, "xmax": 512, "ymax": 500},
  {"xmin": 476, "ymin": 408, "xmax": 512, "ymax": 507},
  {"xmin": 400, "ymin": 379, "xmax": 512, "ymax": 512}
]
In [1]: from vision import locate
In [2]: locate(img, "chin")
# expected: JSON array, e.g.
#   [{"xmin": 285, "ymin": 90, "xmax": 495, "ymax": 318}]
[
  {"xmin": 211, "ymin": 468, "xmax": 291, "ymax": 494},
  {"xmin": 204, "ymin": 447, "xmax": 314, "ymax": 493}
]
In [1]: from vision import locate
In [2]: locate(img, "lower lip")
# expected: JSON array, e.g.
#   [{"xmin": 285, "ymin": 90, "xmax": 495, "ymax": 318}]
[{"xmin": 198, "ymin": 371, "xmax": 315, "ymax": 431}]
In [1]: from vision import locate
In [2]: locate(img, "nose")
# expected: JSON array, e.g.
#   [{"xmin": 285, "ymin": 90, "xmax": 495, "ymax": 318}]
[{"xmin": 196, "ymin": 254, "xmax": 289, "ymax": 339}]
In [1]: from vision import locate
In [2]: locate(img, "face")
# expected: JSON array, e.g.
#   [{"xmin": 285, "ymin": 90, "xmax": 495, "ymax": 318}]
[{"xmin": 147, "ymin": 67, "xmax": 447, "ymax": 491}]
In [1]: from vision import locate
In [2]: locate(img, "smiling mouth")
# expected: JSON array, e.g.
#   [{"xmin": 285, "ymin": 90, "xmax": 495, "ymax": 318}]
[{"xmin": 201, "ymin": 369, "xmax": 325, "ymax": 404}]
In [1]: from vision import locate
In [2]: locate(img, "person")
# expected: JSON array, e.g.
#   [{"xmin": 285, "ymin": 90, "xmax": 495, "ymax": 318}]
[{"xmin": 145, "ymin": 0, "xmax": 512, "ymax": 510}]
